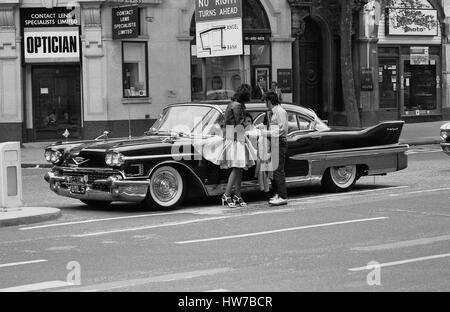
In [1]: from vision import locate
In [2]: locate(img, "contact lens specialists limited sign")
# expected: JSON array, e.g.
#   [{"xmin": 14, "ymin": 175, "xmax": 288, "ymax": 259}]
[
  {"xmin": 195, "ymin": 0, "xmax": 243, "ymax": 58},
  {"xmin": 112, "ymin": 5, "xmax": 139, "ymax": 39},
  {"xmin": 21, "ymin": 8, "xmax": 81, "ymax": 63}
]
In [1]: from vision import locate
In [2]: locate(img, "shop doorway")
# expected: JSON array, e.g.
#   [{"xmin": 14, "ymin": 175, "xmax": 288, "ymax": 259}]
[
  {"xmin": 400, "ymin": 55, "xmax": 441, "ymax": 117},
  {"xmin": 299, "ymin": 18, "xmax": 323, "ymax": 118},
  {"xmin": 378, "ymin": 58, "xmax": 399, "ymax": 120},
  {"xmin": 32, "ymin": 65, "xmax": 81, "ymax": 141}
]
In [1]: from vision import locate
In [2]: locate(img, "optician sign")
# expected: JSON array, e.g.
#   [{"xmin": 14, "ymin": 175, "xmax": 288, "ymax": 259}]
[
  {"xmin": 24, "ymin": 28, "xmax": 80, "ymax": 63},
  {"xmin": 21, "ymin": 8, "xmax": 81, "ymax": 63},
  {"xmin": 195, "ymin": 0, "xmax": 243, "ymax": 58}
]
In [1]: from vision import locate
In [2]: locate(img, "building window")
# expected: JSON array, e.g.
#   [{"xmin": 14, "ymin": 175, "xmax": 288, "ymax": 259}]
[
  {"xmin": 122, "ymin": 42, "xmax": 148, "ymax": 98},
  {"xmin": 190, "ymin": 0, "xmax": 271, "ymax": 101}
]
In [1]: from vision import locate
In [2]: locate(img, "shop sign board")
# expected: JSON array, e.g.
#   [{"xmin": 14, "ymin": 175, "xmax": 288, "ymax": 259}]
[
  {"xmin": 195, "ymin": 0, "xmax": 243, "ymax": 58},
  {"xmin": 361, "ymin": 67, "xmax": 374, "ymax": 91},
  {"xmin": 21, "ymin": 7, "xmax": 81, "ymax": 27},
  {"xmin": 24, "ymin": 28, "xmax": 80, "ymax": 63},
  {"xmin": 277, "ymin": 69, "xmax": 292, "ymax": 93},
  {"xmin": 410, "ymin": 46, "xmax": 429, "ymax": 65},
  {"xmin": 386, "ymin": 9, "xmax": 438, "ymax": 36},
  {"xmin": 112, "ymin": 5, "xmax": 139, "ymax": 39}
]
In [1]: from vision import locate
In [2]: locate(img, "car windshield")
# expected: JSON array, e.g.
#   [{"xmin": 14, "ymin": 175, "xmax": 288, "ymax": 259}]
[{"xmin": 148, "ymin": 105, "xmax": 221, "ymax": 135}]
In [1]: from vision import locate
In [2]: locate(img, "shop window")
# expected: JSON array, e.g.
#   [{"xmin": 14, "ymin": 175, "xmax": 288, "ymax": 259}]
[
  {"xmin": 404, "ymin": 61, "xmax": 437, "ymax": 112},
  {"xmin": 122, "ymin": 42, "xmax": 148, "ymax": 98}
]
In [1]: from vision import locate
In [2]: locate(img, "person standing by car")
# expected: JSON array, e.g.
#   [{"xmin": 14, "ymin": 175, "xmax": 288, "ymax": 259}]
[
  {"xmin": 258, "ymin": 91, "xmax": 288, "ymax": 206},
  {"xmin": 269, "ymin": 81, "xmax": 283, "ymax": 102},
  {"xmin": 252, "ymin": 78, "xmax": 266, "ymax": 101},
  {"xmin": 220, "ymin": 84, "xmax": 256, "ymax": 208}
]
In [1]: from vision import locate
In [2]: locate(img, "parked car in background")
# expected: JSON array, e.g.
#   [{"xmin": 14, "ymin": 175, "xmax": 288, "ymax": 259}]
[
  {"xmin": 44, "ymin": 102, "xmax": 409, "ymax": 210},
  {"xmin": 440, "ymin": 122, "xmax": 450, "ymax": 155}
]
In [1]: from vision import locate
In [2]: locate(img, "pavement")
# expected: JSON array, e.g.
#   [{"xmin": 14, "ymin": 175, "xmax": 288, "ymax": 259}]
[{"xmin": 0, "ymin": 119, "xmax": 447, "ymax": 228}]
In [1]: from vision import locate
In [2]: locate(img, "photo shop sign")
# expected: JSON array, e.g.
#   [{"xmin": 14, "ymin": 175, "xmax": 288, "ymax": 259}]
[{"xmin": 195, "ymin": 0, "xmax": 243, "ymax": 58}]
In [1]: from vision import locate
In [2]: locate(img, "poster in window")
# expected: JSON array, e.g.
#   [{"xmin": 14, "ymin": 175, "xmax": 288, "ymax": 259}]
[
  {"xmin": 361, "ymin": 67, "xmax": 374, "ymax": 91},
  {"xmin": 277, "ymin": 69, "xmax": 292, "ymax": 93}
]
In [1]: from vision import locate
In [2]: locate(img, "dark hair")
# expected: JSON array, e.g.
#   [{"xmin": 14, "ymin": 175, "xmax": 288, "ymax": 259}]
[
  {"xmin": 265, "ymin": 91, "xmax": 280, "ymax": 105},
  {"xmin": 271, "ymin": 81, "xmax": 278, "ymax": 86},
  {"xmin": 232, "ymin": 83, "xmax": 251, "ymax": 103},
  {"xmin": 244, "ymin": 113, "xmax": 254, "ymax": 123}
]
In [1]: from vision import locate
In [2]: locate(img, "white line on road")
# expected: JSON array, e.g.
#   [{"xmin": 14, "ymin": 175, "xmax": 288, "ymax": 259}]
[
  {"xmin": 71, "ymin": 216, "xmax": 232, "ymax": 238},
  {"xmin": 57, "ymin": 268, "xmax": 232, "ymax": 292},
  {"xmin": 0, "ymin": 259, "xmax": 47, "ymax": 269},
  {"xmin": 19, "ymin": 211, "xmax": 194, "ymax": 231},
  {"xmin": 0, "ymin": 280, "xmax": 73, "ymax": 292},
  {"xmin": 289, "ymin": 186, "xmax": 410, "ymax": 203},
  {"xmin": 352, "ymin": 235, "xmax": 450, "ymax": 252},
  {"xmin": 175, "ymin": 217, "xmax": 389, "ymax": 244},
  {"xmin": 348, "ymin": 253, "xmax": 450, "ymax": 272},
  {"xmin": 389, "ymin": 187, "xmax": 450, "ymax": 197}
]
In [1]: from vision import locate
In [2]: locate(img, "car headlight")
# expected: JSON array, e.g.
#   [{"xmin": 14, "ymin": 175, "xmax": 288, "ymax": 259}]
[
  {"xmin": 105, "ymin": 152, "xmax": 124, "ymax": 167},
  {"xmin": 44, "ymin": 150, "xmax": 52, "ymax": 162},
  {"xmin": 441, "ymin": 130, "xmax": 448, "ymax": 141},
  {"xmin": 47, "ymin": 150, "xmax": 62, "ymax": 164}
]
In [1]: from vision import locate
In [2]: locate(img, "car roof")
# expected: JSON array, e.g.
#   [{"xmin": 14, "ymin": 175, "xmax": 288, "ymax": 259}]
[{"xmin": 168, "ymin": 101, "xmax": 317, "ymax": 118}]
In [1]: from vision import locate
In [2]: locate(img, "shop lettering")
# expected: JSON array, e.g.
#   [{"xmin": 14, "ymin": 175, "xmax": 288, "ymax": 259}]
[
  {"xmin": 197, "ymin": 0, "xmax": 240, "ymax": 18},
  {"xmin": 26, "ymin": 36, "xmax": 78, "ymax": 54}
]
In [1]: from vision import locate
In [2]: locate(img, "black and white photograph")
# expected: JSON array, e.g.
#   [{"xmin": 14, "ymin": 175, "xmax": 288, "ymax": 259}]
[{"xmin": 1, "ymin": 0, "xmax": 450, "ymax": 300}]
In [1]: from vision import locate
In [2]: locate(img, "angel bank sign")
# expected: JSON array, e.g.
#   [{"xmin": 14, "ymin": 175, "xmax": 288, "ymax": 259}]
[{"xmin": 195, "ymin": 0, "xmax": 243, "ymax": 58}]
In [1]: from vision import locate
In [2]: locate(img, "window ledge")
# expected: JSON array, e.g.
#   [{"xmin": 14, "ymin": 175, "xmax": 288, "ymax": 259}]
[{"xmin": 122, "ymin": 97, "xmax": 152, "ymax": 105}]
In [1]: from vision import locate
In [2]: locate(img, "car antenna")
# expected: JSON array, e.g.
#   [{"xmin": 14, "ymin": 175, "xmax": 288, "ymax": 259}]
[{"xmin": 127, "ymin": 100, "xmax": 132, "ymax": 140}]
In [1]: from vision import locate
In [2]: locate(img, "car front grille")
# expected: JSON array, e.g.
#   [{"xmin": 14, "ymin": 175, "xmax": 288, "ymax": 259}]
[{"xmin": 60, "ymin": 169, "xmax": 121, "ymax": 184}]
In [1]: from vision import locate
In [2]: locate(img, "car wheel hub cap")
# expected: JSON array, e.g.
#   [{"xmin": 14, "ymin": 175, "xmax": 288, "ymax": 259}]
[
  {"xmin": 332, "ymin": 166, "xmax": 354, "ymax": 184},
  {"xmin": 152, "ymin": 172, "xmax": 178, "ymax": 202}
]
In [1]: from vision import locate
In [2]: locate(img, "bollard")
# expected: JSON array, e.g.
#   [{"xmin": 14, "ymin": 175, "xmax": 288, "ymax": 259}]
[{"xmin": 0, "ymin": 142, "xmax": 23, "ymax": 210}]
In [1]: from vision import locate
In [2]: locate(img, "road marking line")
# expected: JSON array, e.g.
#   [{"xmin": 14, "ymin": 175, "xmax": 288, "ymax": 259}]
[
  {"xmin": 57, "ymin": 268, "xmax": 232, "ymax": 292},
  {"xmin": 289, "ymin": 186, "xmax": 409, "ymax": 203},
  {"xmin": 0, "ymin": 259, "xmax": 47, "ymax": 269},
  {"xmin": 0, "ymin": 280, "xmax": 73, "ymax": 292},
  {"xmin": 175, "ymin": 217, "xmax": 389, "ymax": 244},
  {"xmin": 348, "ymin": 253, "xmax": 450, "ymax": 272},
  {"xmin": 389, "ymin": 187, "xmax": 450, "ymax": 197},
  {"xmin": 19, "ymin": 211, "xmax": 191, "ymax": 230},
  {"xmin": 72, "ymin": 216, "xmax": 231, "ymax": 238},
  {"xmin": 351, "ymin": 235, "xmax": 450, "ymax": 252}
]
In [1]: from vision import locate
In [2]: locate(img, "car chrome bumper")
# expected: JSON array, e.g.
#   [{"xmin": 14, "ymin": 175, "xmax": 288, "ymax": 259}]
[
  {"xmin": 440, "ymin": 142, "xmax": 450, "ymax": 156},
  {"xmin": 44, "ymin": 171, "xmax": 149, "ymax": 203}
]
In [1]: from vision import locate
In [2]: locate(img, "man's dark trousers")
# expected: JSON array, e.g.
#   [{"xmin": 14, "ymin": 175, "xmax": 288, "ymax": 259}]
[{"xmin": 271, "ymin": 137, "xmax": 287, "ymax": 199}]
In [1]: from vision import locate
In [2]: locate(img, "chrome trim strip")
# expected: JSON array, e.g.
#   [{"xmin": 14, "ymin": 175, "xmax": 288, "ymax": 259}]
[
  {"xmin": 122, "ymin": 153, "xmax": 197, "ymax": 161},
  {"xmin": 290, "ymin": 144, "xmax": 409, "ymax": 161}
]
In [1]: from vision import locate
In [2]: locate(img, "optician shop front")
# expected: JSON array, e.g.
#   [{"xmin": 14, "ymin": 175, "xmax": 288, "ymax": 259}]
[{"xmin": 21, "ymin": 7, "xmax": 82, "ymax": 141}]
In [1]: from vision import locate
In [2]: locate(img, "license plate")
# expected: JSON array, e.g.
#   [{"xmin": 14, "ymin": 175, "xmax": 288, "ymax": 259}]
[{"xmin": 70, "ymin": 184, "xmax": 86, "ymax": 194}]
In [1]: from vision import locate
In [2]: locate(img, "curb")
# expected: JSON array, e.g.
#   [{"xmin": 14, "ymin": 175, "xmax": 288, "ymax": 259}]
[
  {"xmin": 0, "ymin": 208, "xmax": 61, "ymax": 227},
  {"xmin": 21, "ymin": 163, "xmax": 52, "ymax": 169}
]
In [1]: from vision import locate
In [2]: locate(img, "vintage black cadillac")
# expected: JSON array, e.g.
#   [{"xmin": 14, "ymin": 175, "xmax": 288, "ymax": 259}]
[{"xmin": 44, "ymin": 102, "xmax": 409, "ymax": 210}]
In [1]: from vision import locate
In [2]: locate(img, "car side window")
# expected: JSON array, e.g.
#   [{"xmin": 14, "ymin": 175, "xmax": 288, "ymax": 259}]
[
  {"xmin": 287, "ymin": 112, "xmax": 300, "ymax": 133},
  {"xmin": 287, "ymin": 113, "xmax": 314, "ymax": 135}
]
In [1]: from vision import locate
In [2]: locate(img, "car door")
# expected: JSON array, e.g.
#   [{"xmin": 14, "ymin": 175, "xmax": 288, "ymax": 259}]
[{"xmin": 285, "ymin": 112, "xmax": 321, "ymax": 178}]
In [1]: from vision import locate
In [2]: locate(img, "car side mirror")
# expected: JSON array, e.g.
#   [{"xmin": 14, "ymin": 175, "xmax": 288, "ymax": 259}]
[{"xmin": 322, "ymin": 120, "xmax": 329, "ymax": 125}]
